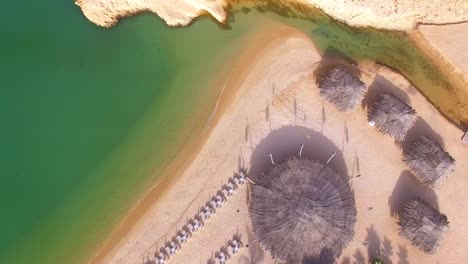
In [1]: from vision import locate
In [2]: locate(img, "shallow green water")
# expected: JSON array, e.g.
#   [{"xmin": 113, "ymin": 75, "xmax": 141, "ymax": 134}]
[
  {"xmin": 0, "ymin": 2, "xmax": 260, "ymax": 263},
  {"xmin": 1, "ymin": 2, "xmax": 465, "ymax": 264}
]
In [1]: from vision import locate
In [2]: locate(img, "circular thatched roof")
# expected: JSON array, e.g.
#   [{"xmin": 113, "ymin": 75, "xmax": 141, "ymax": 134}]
[{"xmin": 249, "ymin": 158, "xmax": 356, "ymax": 263}]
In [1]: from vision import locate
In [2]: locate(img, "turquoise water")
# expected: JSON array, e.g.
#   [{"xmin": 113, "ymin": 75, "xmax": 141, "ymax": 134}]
[
  {"xmin": 0, "ymin": 1, "xmax": 258, "ymax": 263},
  {"xmin": 1, "ymin": 1, "xmax": 466, "ymax": 263}
]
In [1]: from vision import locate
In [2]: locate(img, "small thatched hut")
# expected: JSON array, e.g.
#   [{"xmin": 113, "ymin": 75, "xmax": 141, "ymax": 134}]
[
  {"xmin": 368, "ymin": 93, "xmax": 417, "ymax": 142},
  {"xmin": 398, "ymin": 198, "xmax": 449, "ymax": 254},
  {"xmin": 249, "ymin": 158, "xmax": 356, "ymax": 263},
  {"xmin": 404, "ymin": 136, "xmax": 455, "ymax": 187},
  {"xmin": 318, "ymin": 67, "xmax": 367, "ymax": 112}
]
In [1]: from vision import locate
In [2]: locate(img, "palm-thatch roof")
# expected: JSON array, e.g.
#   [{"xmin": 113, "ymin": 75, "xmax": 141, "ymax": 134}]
[
  {"xmin": 398, "ymin": 198, "xmax": 449, "ymax": 254},
  {"xmin": 318, "ymin": 67, "xmax": 367, "ymax": 112},
  {"xmin": 368, "ymin": 93, "xmax": 417, "ymax": 142},
  {"xmin": 249, "ymin": 158, "xmax": 356, "ymax": 263},
  {"xmin": 404, "ymin": 136, "xmax": 455, "ymax": 187}
]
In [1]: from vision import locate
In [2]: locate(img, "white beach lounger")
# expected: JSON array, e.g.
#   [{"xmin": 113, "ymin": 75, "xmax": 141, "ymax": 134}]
[
  {"xmin": 165, "ymin": 241, "xmax": 179, "ymax": 257},
  {"xmin": 215, "ymin": 252, "xmax": 230, "ymax": 264},
  {"xmin": 201, "ymin": 205, "xmax": 213, "ymax": 220},
  {"xmin": 228, "ymin": 239, "xmax": 241, "ymax": 254},
  {"xmin": 155, "ymin": 252, "xmax": 166, "ymax": 264},
  {"xmin": 176, "ymin": 229, "xmax": 190, "ymax": 244},
  {"xmin": 210, "ymin": 199, "xmax": 219, "ymax": 209},
  {"xmin": 222, "ymin": 186, "xmax": 234, "ymax": 197},
  {"xmin": 234, "ymin": 173, "xmax": 246, "ymax": 185}
]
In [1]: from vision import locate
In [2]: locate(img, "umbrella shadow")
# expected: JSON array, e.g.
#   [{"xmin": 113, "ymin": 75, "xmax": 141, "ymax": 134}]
[
  {"xmin": 248, "ymin": 126, "xmax": 349, "ymax": 182},
  {"xmin": 363, "ymin": 226, "xmax": 394, "ymax": 264},
  {"xmin": 388, "ymin": 171, "xmax": 439, "ymax": 218},
  {"xmin": 362, "ymin": 74, "xmax": 411, "ymax": 117},
  {"xmin": 313, "ymin": 48, "xmax": 361, "ymax": 86},
  {"xmin": 396, "ymin": 244, "xmax": 410, "ymax": 264},
  {"xmin": 402, "ymin": 116, "xmax": 445, "ymax": 150}
]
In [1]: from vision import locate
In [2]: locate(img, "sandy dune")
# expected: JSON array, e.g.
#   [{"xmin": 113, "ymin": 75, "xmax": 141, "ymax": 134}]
[
  {"xmin": 91, "ymin": 23, "xmax": 468, "ymax": 264},
  {"xmin": 75, "ymin": 0, "xmax": 468, "ymax": 30}
]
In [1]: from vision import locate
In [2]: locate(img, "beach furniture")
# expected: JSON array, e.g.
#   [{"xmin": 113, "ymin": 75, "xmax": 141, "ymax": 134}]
[
  {"xmin": 200, "ymin": 205, "xmax": 214, "ymax": 220},
  {"xmin": 176, "ymin": 230, "xmax": 190, "ymax": 244},
  {"xmin": 398, "ymin": 198, "xmax": 448, "ymax": 254},
  {"xmin": 187, "ymin": 218, "xmax": 203, "ymax": 233},
  {"xmin": 155, "ymin": 251, "xmax": 166, "ymax": 264},
  {"xmin": 228, "ymin": 239, "xmax": 241, "ymax": 255},
  {"xmin": 222, "ymin": 185, "xmax": 234, "ymax": 197},
  {"xmin": 212, "ymin": 195, "xmax": 224, "ymax": 209},
  {"xmin": 368, "ymin": 93, "xmax": 417, "ymax": 142},
  {"xmin": 318, "ymin": 66, "xmax": 367, "ymax": 112},
  {"xmin": 215, "ymin": 252, "xmax": 230, "ymax": 264},
  {"xmin": 404, "ymin": 136, "xmax": 455, "ymax": 187},
  {"xmin": 166, "ymin": 241, "xmax": 179, "ymax": 256},
  {"xmin": 234, "ymin": 172, "xmax": 246, "ymax": 185}
]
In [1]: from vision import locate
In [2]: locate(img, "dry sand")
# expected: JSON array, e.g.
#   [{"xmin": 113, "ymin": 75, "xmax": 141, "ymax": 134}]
[
  {"xmin": 417, "ymin": 22, "xmax": 468, "ymax": 79},
  {"xmin": 75, "ymin": 0, "xmax": 468, "ymax": 30},
  {"xmin": 91, "ymin": 22, "xmax": 468, "ymax": 264}
]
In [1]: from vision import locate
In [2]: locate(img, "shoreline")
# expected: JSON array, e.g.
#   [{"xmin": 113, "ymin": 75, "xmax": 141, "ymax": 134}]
[
  {"xmin": 91, "ymin": 21, "xmax": 468, "ymax": 263},
  {"xmin": 79, "ymin": 3, "xmax": 468, "ymax": 264},
  {"xmin": 88, "ymin": 19, "xmax": 299, "ymax": 263}
]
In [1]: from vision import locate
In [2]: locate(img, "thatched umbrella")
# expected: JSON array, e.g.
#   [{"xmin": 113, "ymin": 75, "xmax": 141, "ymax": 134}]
[
  {"xmin": 404, "ymin": 136, "xmax": 455, "ymax": 187},
  {"xmin": 368, "ymin": 93, "xmax": 417, "ymax": 142},
  {"xmin": 398, "ymin": 198, "xmax": 449, "ymax": 254},
  {"xmin": 318, "ymin": 67, "xmax": 367, "ymax": 112},
  {"xmin": 249, "ymin": 158, "xmax": 356, "ymax": 263}
]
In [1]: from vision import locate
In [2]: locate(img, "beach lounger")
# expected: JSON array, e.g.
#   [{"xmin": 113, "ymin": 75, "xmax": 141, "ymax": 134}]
[
  {"xmin": 155, "ymin": 252, "xmax": 166, "ymax": 264},
  {"xmin": 188, "ymin": 218, "xmax": 203, "ymax": 233},
  {"xmin": 228, "ymin": 239, "xmax": 241, "ymax": 255},
  {"xmin": 164, "ymin": 246, "xmax": 173, "ymax": 257},
  {"xmin": 215, "ymin": 252, "xmax": 230, "ymax": 264},
  {"xmin": 165, "ymin": 241, "xmax": 179, "ymax": 257},
  {"xmin": 212, "ymin": 196, "xmax": 223, "ymax": 209},
  {"xmin": 222, "ymin": 186, "xmax": 234, "ymax": 197},
  {"xmin": 200, "ymin": 205, "xmax": 213, "ymax": 220},
  {"xmin": 176, "ymin": 231, "xmax": 189, "ymax": 244},
  {"xmin": 234, "ymin": 172, "xmax": 246, "ymax": 185}
]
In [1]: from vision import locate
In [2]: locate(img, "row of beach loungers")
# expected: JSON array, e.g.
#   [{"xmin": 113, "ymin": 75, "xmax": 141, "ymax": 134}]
[
  {"xmin": 212, "ymin": 235, "xmax": 243, "ymax": 264},
  {"xmin": 154, "ymin": 172, "xmax": 247, "ymax": 264}
]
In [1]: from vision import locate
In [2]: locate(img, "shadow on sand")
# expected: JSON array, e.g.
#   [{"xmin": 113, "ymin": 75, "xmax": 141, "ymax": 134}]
[
  {"xmin": 388, "ymin": 171, "xmax": 439, "ymax": 218},
  {"xmin": 402, "ymin": 116, "xmax": 445, "ymax": 150},
  {"xmin": 362, "ymin": 75, "xmax": 410, "ymax": 112},
  {"xmin": 313, "ymin": 48, "xmax": 361, "ymax": 87},
  {"xmin": 248, "ymin": 125, "xmax": 348, "ymax": 182}
]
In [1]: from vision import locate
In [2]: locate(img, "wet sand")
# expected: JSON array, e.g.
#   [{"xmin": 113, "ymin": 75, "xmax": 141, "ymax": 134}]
[{"xmin": 91, "ymin": 22, "xmax": 468, "ymax": 264}]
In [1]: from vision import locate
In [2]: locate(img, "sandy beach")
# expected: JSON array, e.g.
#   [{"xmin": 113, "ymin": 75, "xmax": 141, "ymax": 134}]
[
  {"xmin": 89, "ymin": 20, "xmax": 468, "ymax": 264},
  {"xmin": 416, "ymin": 22, "xmax": 468, "ymax": 81}
]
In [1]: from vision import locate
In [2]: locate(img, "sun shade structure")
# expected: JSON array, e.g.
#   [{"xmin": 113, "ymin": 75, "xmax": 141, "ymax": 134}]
[
  {"xmin": 398, "ymin": 198, "xmax": 449, "ymax": 254},
  {"xmin": 368, "ymin": 93, "xmax": 417, "ymax": 142},
  {"xmin": 318, "ymin": 67, "xmax": 367, "ymax": 112},
  {"xmin": 249, "ymin": 158, "xmax": 356, "ymax": 263},
  {"xmin": 404, "ymin": 136, "xmax": 455, "ymax": 187}
]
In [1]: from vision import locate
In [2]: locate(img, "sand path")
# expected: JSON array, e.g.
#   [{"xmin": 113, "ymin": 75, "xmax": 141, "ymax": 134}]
[{"xmin": 93, "ymin": 22, "xmax": 468, "ymax": 264}]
